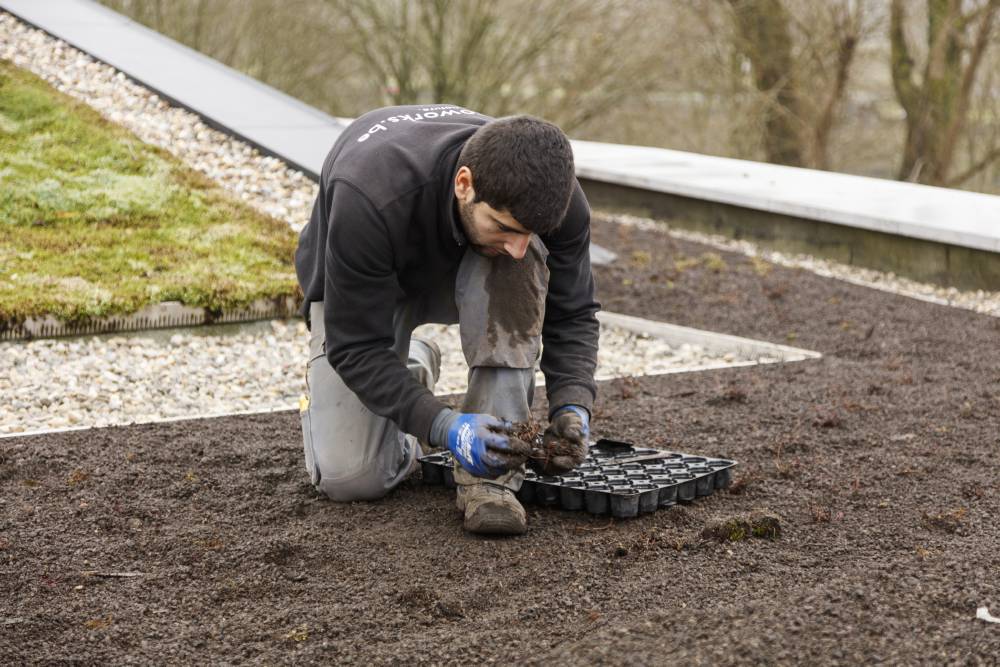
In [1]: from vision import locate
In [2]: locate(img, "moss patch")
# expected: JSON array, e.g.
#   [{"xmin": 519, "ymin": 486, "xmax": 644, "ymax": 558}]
[
  {"xmin": 701, "ymin": 510, "xmax": 782, "ymax": 543},
  {"xmin": 0, "ymin": 60, "xmax": 300, "ymax": 327}
]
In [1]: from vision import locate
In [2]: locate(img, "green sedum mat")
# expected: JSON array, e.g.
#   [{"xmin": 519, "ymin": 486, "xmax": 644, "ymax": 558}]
[{"xmin": 0, "ymin": 59, "xmax": 301, "ymax": 327}]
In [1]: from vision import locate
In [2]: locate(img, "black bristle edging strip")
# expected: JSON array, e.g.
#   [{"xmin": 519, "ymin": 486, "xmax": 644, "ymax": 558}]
[{"xmin": 418, "ymin": 438, "xmax": 738, "ymax": 519}]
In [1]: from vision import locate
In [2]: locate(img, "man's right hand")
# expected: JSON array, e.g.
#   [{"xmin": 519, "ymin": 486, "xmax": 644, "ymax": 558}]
[{"xmin": 433, "ymin": 411, "xmax": 517, "ymax": 478}]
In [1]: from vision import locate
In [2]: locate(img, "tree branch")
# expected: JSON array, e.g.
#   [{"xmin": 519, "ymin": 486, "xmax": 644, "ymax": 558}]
[
  {"xmin": 945, "ymin": 145, "xmax": 1000, "ymax": 186},
  {"xmin": 813, "ymin": 9, "xmax": 859, "ymax": 169},
  {"xmin": 890, "ymin": 0, "xmax": 919, "ymax": 116},
  {"xmin": 941, "ymin": 0, "xmax": 998, "ymax": 177}
]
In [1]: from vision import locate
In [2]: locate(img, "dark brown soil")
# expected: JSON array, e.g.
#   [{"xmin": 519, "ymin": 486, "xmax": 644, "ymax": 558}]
[{"xmin": 3, "ymin": 214, "xmax": 1000, "ymax": 664}]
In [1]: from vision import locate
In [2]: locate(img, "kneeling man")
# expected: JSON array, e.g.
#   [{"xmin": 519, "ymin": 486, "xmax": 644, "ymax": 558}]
[{"xmin": 295, "ymin": 105, "xmax": 599, "ymax": 535}]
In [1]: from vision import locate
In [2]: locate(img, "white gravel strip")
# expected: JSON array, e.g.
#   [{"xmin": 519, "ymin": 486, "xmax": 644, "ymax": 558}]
[
  {"xmin": 0, "ymin": 13, "xmax": 317, "ymax": 232},
  {"xmin": 605, "ymin": 213, "xmax": 1000, "ymax": 318},
  {"xmin": 0, "ymin": 321, "xmax": 777, "ymax": 436}
]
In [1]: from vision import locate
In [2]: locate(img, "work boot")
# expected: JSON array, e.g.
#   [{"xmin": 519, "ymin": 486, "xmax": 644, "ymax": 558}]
[{"xmin": 456, "ymin": 482, "xmax": 527, "ymax": 535}]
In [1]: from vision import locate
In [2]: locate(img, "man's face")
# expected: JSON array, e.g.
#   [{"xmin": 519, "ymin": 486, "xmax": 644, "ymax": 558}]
[
  {"xmin": 457, "ymin": 198, "xmax": 533, "ymax": 259},
  {"xmin": 453, "ymin": 165, "xmax": 533, "ymax": 259}
]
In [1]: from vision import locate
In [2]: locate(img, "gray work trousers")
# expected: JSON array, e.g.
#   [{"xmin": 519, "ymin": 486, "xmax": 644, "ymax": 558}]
[{"xmin": 301, "ymin": 237, "xmax": 549, "ymax": 501}]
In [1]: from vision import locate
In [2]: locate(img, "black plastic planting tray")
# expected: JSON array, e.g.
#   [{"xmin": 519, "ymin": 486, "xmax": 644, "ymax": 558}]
[{"xmin": 419, "ymin": 438, "xmax": 737, "ymax": 519}]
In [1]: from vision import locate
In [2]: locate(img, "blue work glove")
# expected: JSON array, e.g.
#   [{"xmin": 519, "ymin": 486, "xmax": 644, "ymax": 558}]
[
  {"xmin": 542, "ymin": 405, "xmax": 591, "ymax": 474},
  {"xmin": 430, "ymin": 409, "xmax": 517, "ymax": 478}
]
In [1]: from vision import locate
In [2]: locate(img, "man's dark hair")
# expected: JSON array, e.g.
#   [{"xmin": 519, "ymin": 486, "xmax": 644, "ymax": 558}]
[{"xmin": 458, "ymin": 115, "xmax": 575, "ymax": 235}]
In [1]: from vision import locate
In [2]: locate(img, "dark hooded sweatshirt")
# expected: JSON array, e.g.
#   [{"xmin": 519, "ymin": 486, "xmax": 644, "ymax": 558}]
[{"xmin": 295, "ymin": 104, "xmax": 599, "ymax": 442}]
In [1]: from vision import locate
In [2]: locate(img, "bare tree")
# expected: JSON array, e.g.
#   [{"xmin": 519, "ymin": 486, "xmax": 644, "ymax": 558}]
[
  {"xmin": 101, "ymin": 0, "xmax": 362, "ymax": 116},
  {"xmin": 726, "ymin": 0, "xmax": 804, "ymax": 166},
  {"xmin": 799, "ymin": 2, "xmax": 871, "ymax": 170},
  {"xmin": 322, "ymin": 0, "xmax": 661, "ymax": 132},
  {"xmin": 722, "ymin": 0, "xmax": 872, "ymax": 169},
  {"xmin": 528, "ymin": 2, "xmax": 665, "ymax": 135},
  {"xmin": 890, "ymin": 0, "xmax": 1000, "ymax": 186},
  {"xmin": 965, "ymin": 39, "xmax": 1000, "ymax": 191},
  {"xmin": 326, "ymin": 0, "xmax": 577, "ymax": 109}
]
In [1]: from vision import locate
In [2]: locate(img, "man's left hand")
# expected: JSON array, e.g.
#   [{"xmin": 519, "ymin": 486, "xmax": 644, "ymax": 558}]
[{"xmin": 542, "ymin": 405, "xmax": 590, "ymax": 474}]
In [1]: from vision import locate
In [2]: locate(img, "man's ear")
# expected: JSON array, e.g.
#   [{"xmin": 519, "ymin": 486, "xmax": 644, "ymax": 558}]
[{"xmin": 454, "ymin": 165, "xmax": 475, "ymax": 202}]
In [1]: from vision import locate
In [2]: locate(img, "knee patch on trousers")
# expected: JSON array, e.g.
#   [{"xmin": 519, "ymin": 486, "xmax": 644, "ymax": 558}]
[{"xmin": 314, "ymin": 464, "xmax": 393, "ymax": 502}]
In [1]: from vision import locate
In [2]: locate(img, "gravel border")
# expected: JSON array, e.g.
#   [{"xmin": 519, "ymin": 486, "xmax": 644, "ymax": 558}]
[{"xmin": 0, "ymin": 320, "xmax": 787, "ymax": 436}]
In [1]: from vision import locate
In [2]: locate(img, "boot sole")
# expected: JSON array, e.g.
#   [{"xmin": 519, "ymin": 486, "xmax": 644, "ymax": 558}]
[{"xmin": 464, "ymin": 513, "xmax": 527, "ymax": 535}]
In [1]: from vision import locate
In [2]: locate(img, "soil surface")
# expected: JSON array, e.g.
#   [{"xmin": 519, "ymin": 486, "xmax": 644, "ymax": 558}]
[{"xmin": 3, "ymin": 215, "xmax": 1000, "ymax": 664}]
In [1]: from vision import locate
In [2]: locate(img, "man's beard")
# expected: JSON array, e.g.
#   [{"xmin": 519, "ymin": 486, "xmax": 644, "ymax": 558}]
[{"xmin": 457, "ymin": 198, "xmax": 498, "ymax": 257}]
